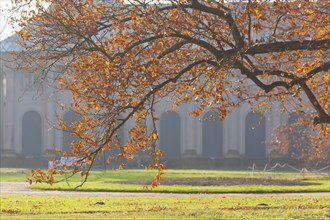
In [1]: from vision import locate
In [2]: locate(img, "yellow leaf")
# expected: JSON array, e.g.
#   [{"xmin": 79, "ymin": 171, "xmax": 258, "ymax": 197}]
[
  {"xmin": 87, "ymin": 157, "xmax": 92, "ymax": 165},
  {"xmin": 158, "ymin": 164, "xmax": 166, "ymax": 171},
  {"xmin": 60, "ymin": 103, "xmax": 65, "ymax": 110}
]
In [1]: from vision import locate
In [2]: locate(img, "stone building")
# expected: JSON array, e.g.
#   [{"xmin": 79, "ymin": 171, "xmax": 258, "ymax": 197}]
[{"xmin": 0, "ymin": 34, "xmax": 294, "ymax": 169}]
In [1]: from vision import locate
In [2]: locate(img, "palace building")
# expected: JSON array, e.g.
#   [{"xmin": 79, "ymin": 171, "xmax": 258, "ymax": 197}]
[{"xmin": 0, "ymin": 34, "xmax": 299, "ymax": 169}]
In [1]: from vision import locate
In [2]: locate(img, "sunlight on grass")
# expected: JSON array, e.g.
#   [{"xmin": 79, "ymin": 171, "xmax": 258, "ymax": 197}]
[
  {"xmin": 1, "ymin": 195, "xmax": 329, "ymax": 219},
  {"xmin": 1, "ymin": 169, "xmax": 329, "ymax": 219},
  {"xmin": 1, "ymin": 169, "xmax": 329, "ymax": 193},
  {"xmin": 32, "ymin": 179, "xmax": 330, "ymax": 194}
]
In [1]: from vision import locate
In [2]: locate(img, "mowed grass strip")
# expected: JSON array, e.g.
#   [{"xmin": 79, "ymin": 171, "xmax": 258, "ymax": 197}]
[
  {"xmin": 33, "ymin": 179, "xmax": 330, "ymax": 194},
  {"xmin": 35, "ymin": 169, "xmax": 330, "ymax": 193},
  {"xmin": 0, "ymin": 169, "xmax": 254, "ymax": 182},
  {"xmin": 2, "ymin": 169, "xmax": 326, "ymax": 181},
  {"xmin": 1, "ymin": 195, "xmax": 329, "ymax": 219},
  {"xmin": 1, "ymin": 169, "xmax": 329, "ymax": 193}
]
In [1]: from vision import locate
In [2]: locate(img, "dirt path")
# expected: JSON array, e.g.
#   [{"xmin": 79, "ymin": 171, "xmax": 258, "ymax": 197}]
[{"xmin": 1, "ymin": 182, "xmax": 329, "ymax": 197}]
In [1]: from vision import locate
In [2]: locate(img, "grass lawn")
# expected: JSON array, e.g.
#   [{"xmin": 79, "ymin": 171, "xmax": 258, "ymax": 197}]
[
  {"xmin": 1, "ymin": 169, "xmax": 329, "ymax": 193},
  {"xmin": 1, "ymin": 194, "xmax": 329, "ymax": 219},
  {"xmin": 1, "ymin": 169, "xmax": 329, "ymax": 219}
]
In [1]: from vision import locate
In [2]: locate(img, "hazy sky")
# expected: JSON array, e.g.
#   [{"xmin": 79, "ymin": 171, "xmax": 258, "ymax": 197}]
[{"xmin": 0, "ymin": 0, "xmax": 17, "ymax": 41}]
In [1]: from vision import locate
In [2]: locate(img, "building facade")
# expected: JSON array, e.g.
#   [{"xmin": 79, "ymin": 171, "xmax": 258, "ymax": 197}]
[{"xmin": 0, "ymin": 35, "xmax": 292, "ymax": 169}]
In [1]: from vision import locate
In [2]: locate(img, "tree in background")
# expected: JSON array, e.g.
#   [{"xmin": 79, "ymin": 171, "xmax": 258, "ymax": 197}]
[
  {"xmin": 8, "ymin": 0, "xmax": 329, "ymax": 187},
  {"xmin": 268, "ymin": 112, "xmax": 329, "ymax": 165}
]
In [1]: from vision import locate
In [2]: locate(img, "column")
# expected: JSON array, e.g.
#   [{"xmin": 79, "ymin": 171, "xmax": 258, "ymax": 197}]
[
  {"xmin": 45, "ymin": 85, "xmax": 56, "ymax": 156},
  {"xmin": 0, "ymin": 70, "xmax": 4, "ymax": 153},
  {"xmin": 3, "ymin": 72, "xmax": 15, "ymax": 155},
  {"xmin": 184, "ymin": 102, "xmax": 196, "ymax": 155}
]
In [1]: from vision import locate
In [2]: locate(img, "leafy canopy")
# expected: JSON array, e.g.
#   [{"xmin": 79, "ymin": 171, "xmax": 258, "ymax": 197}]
[{"xmin": 9, "ymin": 0, "xmax": 330, "ymax": 187}]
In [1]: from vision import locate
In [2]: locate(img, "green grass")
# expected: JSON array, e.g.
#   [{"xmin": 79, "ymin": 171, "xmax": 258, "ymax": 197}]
[
  {"xmin": 33, "ymin": 179, "xmax": 330, "ymax": 193},
  {"xmin": 1, "ymin": 169, "xmax": 329, "ymax": 219},
  {"xmin": 1, "ymin": 194, "xmax": 329, "ymax": 219},
  {"xmin": 0, "ymin": 169, "xmax": 252, "ymax": 182},
  {"xmin": 34, "ymin": 169, "xmax": 330, "ymax": 193},
  {"xmin": 0, "ymin": 169, "xmax": 31, "ymax": 182},
  {"xmin": 1, "ymin": 169, "xmax": 329, "ymax": 193}
]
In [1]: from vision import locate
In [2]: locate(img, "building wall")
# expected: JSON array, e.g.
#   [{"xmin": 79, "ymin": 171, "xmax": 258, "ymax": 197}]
[
  {"xmin": 0, "ymin": 66, "xmax": 4, "ymax": 153},
  {"xmin": 0, "ymin": 51, "xmax": 290, "ymax": 168}
]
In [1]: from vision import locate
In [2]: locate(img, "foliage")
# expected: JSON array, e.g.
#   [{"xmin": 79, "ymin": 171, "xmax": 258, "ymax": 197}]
[
  {"xmin": 268, "ymin": 112, "xmax": 330, "ymax": 163},
  {"xmin": 8, "ymin": 0, "xmax": 330, "ymax": 186}
]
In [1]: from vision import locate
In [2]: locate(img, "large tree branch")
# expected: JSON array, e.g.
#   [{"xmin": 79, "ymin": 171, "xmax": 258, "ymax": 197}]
[
  {"xmin": 299, "ymin": 82, "xmax": 330, "ymax": 124},
  {"xmin": 169, "ymin": 32, "xmax": 222, "ymax": 59},
  {"xmin": 157, "ymin": 40, "xmax": 188, "ymax": 59},
  {"xmin": 110, "ymin": 32, "xmax": 223, "ymax": 61},
  {"xmin": 253, "ymin": 61, "xmax": 330, "ymax": 90},
  {"xmin": 189, "ymin": 0, "xmax": 244, "ymax": 48},
  {"xmin": 236, "ymin": 61, "xmax": 330, "ymax": 124},
  {"xmin": 245, "ymin": 39, "xmax": 329, "ymax": 55}
]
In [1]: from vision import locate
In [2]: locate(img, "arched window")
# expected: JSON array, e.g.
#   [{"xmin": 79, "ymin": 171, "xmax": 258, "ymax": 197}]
[
  {"xmin": 202, "ymin": 111, "xmax": 223, "ymax": 157},
  {"xmin": 22, "ymin": 111, "xmax": 42, "ymax": 157},
  {"xmin": 62, "ymin": 111, "xmax": 80, "ymax": 153},
  {"xmin": 288, "ymin": 112, "xmax": 305, "ymax": 158},
  {"xmin": 245, "ymin": 112, "xmax": 266, "ymax": 159},
  {"xmin": 160, "ymin": 111, "xmax": 181, "ymax": 158}
]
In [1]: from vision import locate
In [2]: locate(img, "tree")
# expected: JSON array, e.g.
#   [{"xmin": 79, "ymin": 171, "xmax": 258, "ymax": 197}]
[
  {"xmin": 8, "ymin": 0, "xmax": 329, "ymax": 187},
  {"xmin": 268, "ymin": 112, "xmax": 329, "ymax": 165}
]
